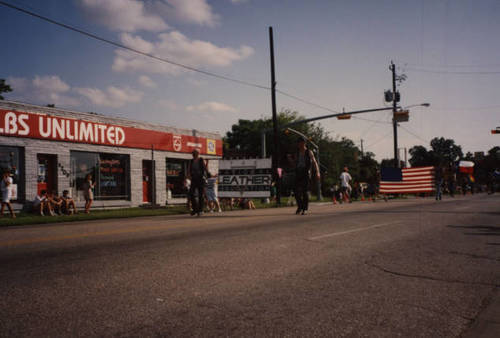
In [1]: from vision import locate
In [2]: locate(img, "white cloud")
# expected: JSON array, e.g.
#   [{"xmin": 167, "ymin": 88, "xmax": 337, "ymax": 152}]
[
  {"xmin": 153, "ymin": 0, "xmax": 219, "ymax": 27},
  {"xmin": 79, "ymin": 0, "xmax": 219, "ymax": 31},
  {"xmin": 186, "ymin": 101, "xmax": 238, "ymax": 113},
  {"xmin": 138, "ymin": 75, "xmax": 157, "ymax": 88},
  {"xmin": 6, "ymin": 75, "xmax": 79, "ymax": 107},
  {"xmin": 157, "ymin": 99, "xmax": 178, "ymax": 111},
  {"xmin": 75, "ymin": 86, "xmax": 143, "ymax": 108},
  {"xmin": 78, "ymin": 0, "xmax": 168, "ymax": 32},
  {"xmin": 186, "ymin": 77, "xmax": 207, "ymax": 87},
  {"xmin": 113, "ymin": 31, "xmax": 254, "ymax": 75}
]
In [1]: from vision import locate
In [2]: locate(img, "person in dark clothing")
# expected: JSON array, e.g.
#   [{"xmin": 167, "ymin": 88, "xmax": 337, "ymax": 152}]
[
  {"xmin": 294, "ymin": 137, "xmax": 320, "ymax": 215},
  {"xmin": 435, "ymin": 166, "xmax": 444, "ymax": 200},
  {"xmin": 447, "ymin": 163, "xmax": 457, "ymax": 197},
  {"xmin": 186, "ymin": 149, "xmax": 207, "ymax": 216}
]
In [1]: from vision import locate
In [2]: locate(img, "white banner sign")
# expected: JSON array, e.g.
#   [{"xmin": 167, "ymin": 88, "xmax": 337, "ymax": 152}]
[{"xmin": 218, "ymin": 158, "xmax": 272, "ymax": 198}]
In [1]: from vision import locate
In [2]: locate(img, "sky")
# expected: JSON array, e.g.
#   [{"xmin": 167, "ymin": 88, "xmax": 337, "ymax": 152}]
[{"xmin": 1, "ymin": 0, "xmax": 499, "ymax": 161}]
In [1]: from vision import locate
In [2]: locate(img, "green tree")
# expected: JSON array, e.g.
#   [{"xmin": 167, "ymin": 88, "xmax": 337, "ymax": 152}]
[
  {"xmin": 429, "ymin": 137, "xmax": 463, "ymax": 165},
  {"xmin": 409, "ymin": 137, "xmax": 464, "ymax": 167},
  {"xmin": 380, "ymin": 158, "xmax": 397, "ymax": 168},
  {"xmin": 223, "ymin": 108, "xmax": 363, "ymax": 196},
  {"xmin": 0, "ymin": 79, "xmax": 12, "ymax": 100},
  {"xmin": 409, "ymin": 145, "xmax": 433, "ymax": 166}
]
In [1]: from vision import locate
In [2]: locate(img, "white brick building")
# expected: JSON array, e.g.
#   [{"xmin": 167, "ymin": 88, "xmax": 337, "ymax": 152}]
[{"xmin": 0, "ymin": 101, "xmax": 222, "ymax": 209}]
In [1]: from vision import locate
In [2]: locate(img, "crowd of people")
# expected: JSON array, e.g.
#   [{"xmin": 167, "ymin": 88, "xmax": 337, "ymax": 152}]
[
  {"xmin": 0, "ymin": 170, "xmax": 95, "ymax": 218},
  {"xmin": 2, "ymin": 145, "xmax": 498, "ymax": 220},
  {"xmin": 32, "ymin": 172, "xmax": 95, "ymax": 217},
  {"xmin": 185, "ymin": 148, "xmax": 257, "ymax": 217}
]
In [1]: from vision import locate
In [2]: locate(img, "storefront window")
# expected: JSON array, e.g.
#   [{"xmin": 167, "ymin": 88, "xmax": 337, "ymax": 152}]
[
  {"xmin": 98, "ymin": 153, "xmax": 129, "ymax": 199},
  {"xmin": 166, "ymin": 159, "xmax": 187, "ymax": 198},
  {"xmin": 0, "ymin": 146, "xmax": 24, "ymax": 202},
  {"xmin": 70, "ymin": 151, "xmax": 130, "ymax": 201}
]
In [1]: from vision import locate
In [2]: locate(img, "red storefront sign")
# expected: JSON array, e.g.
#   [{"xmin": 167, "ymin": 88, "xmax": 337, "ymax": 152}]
[{"xmin": 0, "ymin": 109, "xmax": 222, "ymax": 156}]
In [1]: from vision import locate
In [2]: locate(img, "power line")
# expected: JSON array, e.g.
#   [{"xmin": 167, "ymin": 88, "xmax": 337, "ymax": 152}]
[
  {"xmin": 405, "ymin": 67, "xmax": 500, "ymax": 75},
  {"xmin": 0, "ymin": 0, "xmax": 271, "ymax": 91},
  {"xmin": 432, "ymin": 104, "xmax": 500, "ymax": 111},
  {"xmin": 399, "ymin": 125, "xmax": 429, "ymax": 144},
  {"xmin": 404, "ymin": 62, "xmax": 500, "ymax": 68},
  {"xmin": 353, "ymin": 115, "xmax": 391, "ymax": 125},
  {"xmin": 356, "ymin": 113, "xmax": 392, "ymax": 140},
  {"xmin": 1, "ymin": 0, "xmax": 351, "ymax": 118},
  {"xmin": 276, "ymin": 89, "xmax": 340, "ymax": 114},
  {"xmin": 366, "ymin": 130, "xmax": 393, "ymax": 148}
]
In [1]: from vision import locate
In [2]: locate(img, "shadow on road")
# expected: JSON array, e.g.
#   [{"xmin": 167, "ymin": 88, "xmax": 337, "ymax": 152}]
[
  {"xmin": 366, "ymin": 210, "xmax": 500, "ymax": 216},
  {"xmin": 447, "ymin": 224, "xmax": 500, "ymax": 237}
]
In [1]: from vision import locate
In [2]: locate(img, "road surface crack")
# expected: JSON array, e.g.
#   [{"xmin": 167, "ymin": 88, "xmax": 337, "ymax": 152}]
[
  {"xmin": 448, "ymin": 251, "xmax": 500, "ymax": 262},
  {"xmin": 365, "ymin": 261, "xmax": 500, "ymax": 288}
]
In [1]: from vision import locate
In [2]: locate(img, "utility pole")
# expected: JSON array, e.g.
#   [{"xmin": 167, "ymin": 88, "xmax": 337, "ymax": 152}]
[
  {"xmin": 360, "ymin": 139, "xmax": 364, "ymax": 157},
  {"xmin": 390, "ymin": 61, "xmax": 399, "ymax": 168},
  {"xmin": 269, "ymin": 26, "xmax": 280, "ymax": 204}
]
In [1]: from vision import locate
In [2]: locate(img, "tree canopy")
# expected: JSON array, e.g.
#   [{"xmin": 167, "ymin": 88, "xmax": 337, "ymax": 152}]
[
  {"xmin": 409, "ymin": 137, "xmax": 463, "ymax": 167},
  {"xmin": 224, "ymin": 109, "xmax": 379, "ymax": 195},
  {"xmin": 0, "ymin": 79, "xmax": 12, "ymax": 100}
]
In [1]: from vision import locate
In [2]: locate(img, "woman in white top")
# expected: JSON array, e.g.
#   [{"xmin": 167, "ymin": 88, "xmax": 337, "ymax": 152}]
[
  {"xmin": 82, "ymin": 174, "xmax": 95, "ymax": 214},
  {"xmin": 1, "ymin": 171, "xmax": 16, "ymax": 218}
]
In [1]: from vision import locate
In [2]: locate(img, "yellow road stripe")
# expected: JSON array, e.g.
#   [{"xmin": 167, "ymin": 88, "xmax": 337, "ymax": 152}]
[{"xmin": 0, "ymin": 223, "xmax": 180, "ymax": 247}]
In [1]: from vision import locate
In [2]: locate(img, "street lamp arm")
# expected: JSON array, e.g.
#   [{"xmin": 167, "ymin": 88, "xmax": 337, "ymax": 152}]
[
  {"xmin": 402, "ymin": 103, "xmax": 430, "ymax": 109},
  {"xmin": 285, "ymin": 127, "xmax": 319, "ymax": 149},
  {"xmin": 263, "ymin": 106, "xmax": 395, "ymax": 133}
]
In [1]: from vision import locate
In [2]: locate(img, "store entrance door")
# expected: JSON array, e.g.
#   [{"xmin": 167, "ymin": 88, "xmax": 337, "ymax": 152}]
[
  {"xmin": 37, "ymin": 154, "xmax": 57, "ymax": 195},
  {"xmin": 142, "ymin": 160, "xmax": 153, "ymax": 203}
]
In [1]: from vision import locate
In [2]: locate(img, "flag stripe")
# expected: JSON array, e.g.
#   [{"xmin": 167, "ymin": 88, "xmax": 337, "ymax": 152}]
[{"xmin": 380, "ymin": 166, "xmax": 435, "ymax": 194}]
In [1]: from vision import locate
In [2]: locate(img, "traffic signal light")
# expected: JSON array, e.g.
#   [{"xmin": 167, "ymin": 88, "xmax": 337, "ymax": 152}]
[
  {"xmin": 395, "ymin": 91, "xmax": 401, "ymax": 102},
  {"xmin": 384, "ymin": 90, "xmax": 393, "ymax": 102},
  {"xmin": 337, "ymin": 114, "xmax": 351, "ymax": 120},
  {"xmin": 492, "ymin": 129, "xmax": 500, "ymax": 134}
]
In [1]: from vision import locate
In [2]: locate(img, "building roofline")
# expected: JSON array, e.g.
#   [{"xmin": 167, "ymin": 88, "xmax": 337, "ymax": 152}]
[{"xmin": 0, "ymin": 99, "xmax": 222, "ymax": 139}]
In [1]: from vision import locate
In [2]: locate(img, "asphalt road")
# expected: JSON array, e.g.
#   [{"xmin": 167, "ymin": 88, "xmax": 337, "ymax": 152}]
[{"xmin": 0, "ymin": 194, "xmax": 499, "ymax": 337}]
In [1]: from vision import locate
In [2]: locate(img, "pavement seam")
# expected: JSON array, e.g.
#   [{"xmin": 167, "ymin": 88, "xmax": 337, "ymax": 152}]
[{"xmin": 307, "ymin": 221, "xmax": 402, "ymax": 241}]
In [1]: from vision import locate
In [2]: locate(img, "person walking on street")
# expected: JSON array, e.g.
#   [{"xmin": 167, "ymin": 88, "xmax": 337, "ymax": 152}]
[
  {"xmin": 340, "ymin": 167, "xmax": 352, "ymax": 203},
  {"xmin": 1, "ymin": 171, "xmax": 16, "ymax": 218},
  {"xmin": 435, "ymin": 166, "xmax": 444, "ymax": 201},
  {"xmin": 206, "ymin": 172, "xmax": 221, "ymax": 213},
  {"xmin": 187, "ymin": 148, "xmax": 207, "ymax": 216},
  {"xmin": 294, "ymin": 137, "xmax": 320, "ymax": 215}
]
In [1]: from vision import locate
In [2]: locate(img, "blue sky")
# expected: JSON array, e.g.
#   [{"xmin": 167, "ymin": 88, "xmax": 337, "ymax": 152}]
[{"xmin": 1, "ymin": 0, "xmax": 499, "ymax": 160}]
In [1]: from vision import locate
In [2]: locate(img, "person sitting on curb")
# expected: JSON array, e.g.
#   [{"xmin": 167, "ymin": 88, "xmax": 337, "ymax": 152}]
[
  {"xmin": 61, "ymin": 190, "xmax": 77, "ymax": 215},
  {"xmin": 48, "ymin": 191, "xmax": 64, "ymax": 215},
  {"xmin": 33, "ymin": 190, "xmax": 54, "ymax": 216}
]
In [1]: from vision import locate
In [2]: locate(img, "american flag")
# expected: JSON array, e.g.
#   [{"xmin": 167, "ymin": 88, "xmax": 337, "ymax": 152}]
[{"xmin": 380, "ymin": 166, "xmax": 435, "ymax": 194}]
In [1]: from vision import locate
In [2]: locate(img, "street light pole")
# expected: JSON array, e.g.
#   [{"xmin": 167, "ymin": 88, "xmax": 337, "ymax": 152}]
[
  {"xmin": 269, "ymin": 26, "xmax": 280, "ymax": 205},
  {"xmin": 391, "ymin": 61, "xmax": 399, "ymax": 168}
]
